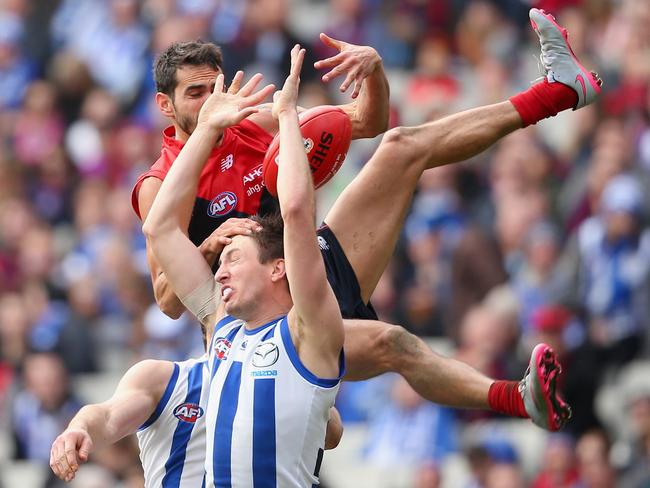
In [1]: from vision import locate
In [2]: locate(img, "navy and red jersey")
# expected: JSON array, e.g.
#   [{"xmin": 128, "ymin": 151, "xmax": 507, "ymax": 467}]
[
  {"xmin": 132, "ymin": 119, "xmax": 379, "ymax": 320},
  {"xmin": 131, "ymin": 120, "xmax": 278, "ymax": 246}
]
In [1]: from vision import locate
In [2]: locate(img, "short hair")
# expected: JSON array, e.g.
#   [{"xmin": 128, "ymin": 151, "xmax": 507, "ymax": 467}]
[
  {"xmin": 250, "ymin": 213, "xmax": 284, "ymax": 263},
  {"xmin": 153, "ymin": 40, "xmax": 223, "ymax": 97}
]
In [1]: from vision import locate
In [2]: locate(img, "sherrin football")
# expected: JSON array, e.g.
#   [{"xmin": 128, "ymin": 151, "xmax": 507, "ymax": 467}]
[{"xmin": 262, "ymin": 105, "xmax": 352, "ymax": 197}]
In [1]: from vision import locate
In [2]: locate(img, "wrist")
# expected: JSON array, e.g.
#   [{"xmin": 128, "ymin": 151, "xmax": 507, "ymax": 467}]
[
  {"xmin": 195, "ymin": 124, "xmax": 224, "ymax": 145},
  {"xmin": 68, "ymin": 418, "xmax": 89, "ymax": 432},
  {"xmin": 278, "ymin": 108, "xmax": 299, "ymax": 120},
  {"xmin": 199, "ymin": 240, "xmax": 220, "ymax": 265}
]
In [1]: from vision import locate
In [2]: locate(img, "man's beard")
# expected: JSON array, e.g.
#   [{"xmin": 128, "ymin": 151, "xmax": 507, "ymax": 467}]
[{"xmin": 175, "ymin": 108, "xmax": 198, "ymax": 136}]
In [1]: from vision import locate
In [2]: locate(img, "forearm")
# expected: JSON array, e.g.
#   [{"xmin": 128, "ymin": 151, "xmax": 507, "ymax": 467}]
[
  {"xmin": 153, "ymin": 238, "xmax": 221, "ymax": 319},
  {"xmin": 347, "ymin": 61, "xmax": 389, "ymax": 138},
  {"xmin": 143, "ymin": 126, "xmax": 220, "ymax": 236},
  {"xmin": 68, "ymin": 405, "xmax": 116, "ymax": 451},
  {"xmin": 277, "ymin": 110, "xmax": 315, "ymax": 221}
]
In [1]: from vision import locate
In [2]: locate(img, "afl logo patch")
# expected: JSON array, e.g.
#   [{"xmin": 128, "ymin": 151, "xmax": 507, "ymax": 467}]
[
  {"xmin": 173, "ymin": 403, "xmax": 204, "ymax": 423},
  {"xmin": 303, "ymin": 138, "xmax": 314, "ymax": 153},
  {"xmin": 253, "ymin": 342, "xmax": 279, "ymax": 368},
  {"xmin": 208, "ymin": 191, "xmax": 237, "ymax": 217},
  {"xmin": 214, "ymin": 337, "xmax": 232, "ymax": 361}
]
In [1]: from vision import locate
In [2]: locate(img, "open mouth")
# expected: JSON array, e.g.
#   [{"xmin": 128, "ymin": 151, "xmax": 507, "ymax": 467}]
[{"xmin": 221, "ymin": 286, "xmax": 233, "ymax": 301}]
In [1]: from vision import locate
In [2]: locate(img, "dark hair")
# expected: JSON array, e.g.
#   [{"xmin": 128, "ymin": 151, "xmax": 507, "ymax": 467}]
[
  {"xmin": 153, "ymin": 40, "xmax": 223, "ymax": 97},
  {"xmin": 250, "ymin": 212, "xmax": 284, "ymax": 263}
]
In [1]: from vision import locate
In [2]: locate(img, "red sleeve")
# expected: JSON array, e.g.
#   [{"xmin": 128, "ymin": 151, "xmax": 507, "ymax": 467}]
[{"xmin": 131, "ymin": 169, "xmax": 166, "ymax": 220}]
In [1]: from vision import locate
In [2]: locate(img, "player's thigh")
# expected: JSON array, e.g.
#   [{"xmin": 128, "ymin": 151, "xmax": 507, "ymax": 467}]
[{"xmin": 324, "ymin": 128, "xmax": 425, "ymax": 302}]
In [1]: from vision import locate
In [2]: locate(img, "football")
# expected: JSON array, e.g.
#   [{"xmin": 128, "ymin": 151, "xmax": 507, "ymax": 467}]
[{"xmin": 262, "ymin": 105, "xmax": 352, "ymax": 197}]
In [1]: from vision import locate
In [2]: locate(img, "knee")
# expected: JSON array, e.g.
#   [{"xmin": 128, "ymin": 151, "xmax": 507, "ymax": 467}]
[
  {"xmin": 377, "ymin": 324, "xmax": 422, "ymax": 367},
  {"xmin": 379, "ymin": 127, "xmax": 425, "ymax": 172}
]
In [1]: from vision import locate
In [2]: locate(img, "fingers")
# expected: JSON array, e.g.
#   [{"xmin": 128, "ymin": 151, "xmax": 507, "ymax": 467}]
[
  {"xmin": 319, "ymin": 32, "xmax": 342, "ymax": 51},
  {"xmin": 215, "ymin": 73, "xmax": 225, "ymax": 94},
  {"xmin": 321, "ymin": 63, "xmax": 348, "ymax": 83},
  {"xmin": 289, "ymin": 44, "xmax": 305, "ymax": 77},
  {"xmin": 314, "ymin": 52, "xmax": 345, "ymax": 71},
  {"xmin": 78, "ymin": 434, "xmax": 93, "ymax": 463},
  {"xmin": 212, "ymin": 219, "xmax": 263, "ymax": 243},
  {"xmin": 289, "ymin": 45, "xmax": 305, "ymax": 78},
  {"xmin": 221, "ymin": 219, "xmax": 263, "ymax": 236},
  {"xmin": 50, "ymin": 440, "xmax": 74, "ymax": 481},
  {"xmin": 238, "ymin": 72, "xmax": 264, "ymax": 97},
  {"xmin": 50, "ymin": 443, "xmax": 61, "ymax": 478},
  {"xmin": 339, "ymin": 71, "xmax": 356, "ymax": 93},
  {"xmin": 351, "ymin": 79, "xmax": 363, "ymax": 99},
  {"xmin": 227, "ymin": 70, "xmax": 244, "ymax": 94},
  {"xmin": 243, "ymin": 83, "xmax": 276, "ymax": 108},
  {"xmin": 64, "ymin": 437, "xmax": 80, "ymax": 473},
  {"xmin": 233, "ymin": 106, "xmax": 260, "ymax": 123}
]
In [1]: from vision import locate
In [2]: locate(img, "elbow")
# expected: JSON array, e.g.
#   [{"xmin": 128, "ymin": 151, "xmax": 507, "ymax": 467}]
[
  {"xmin": 141, "ymin": 220, "xmax": 156, "ymax": 240},
  {"xmin": 153, "ymin": 276, "xmax": 185, "ymax": 319},
  {"xmin": 142, "ymin": 217, "xmax": 173, "ymax": 242},
  {"xmin": 158, "ymin": 299, "xmax": 184, "ymax": 320},
  {"xmin": 280, "ymin": 198, "xmax": 313, "ymax": 224},
  {"xmin": 353, "ymin": 115, "xmax": 389, "ymax": 140}
]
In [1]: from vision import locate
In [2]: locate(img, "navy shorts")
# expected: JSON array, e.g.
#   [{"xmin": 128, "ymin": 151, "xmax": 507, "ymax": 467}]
[{"xmin": 317, "ymin": 224, "xmax": 378, "ymax": 321}]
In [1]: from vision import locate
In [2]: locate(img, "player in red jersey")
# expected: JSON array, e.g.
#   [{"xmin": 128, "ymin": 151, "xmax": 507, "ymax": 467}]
[{"xmin": 135, "ymin": 11, "xmax": 600, "ymax": 431}]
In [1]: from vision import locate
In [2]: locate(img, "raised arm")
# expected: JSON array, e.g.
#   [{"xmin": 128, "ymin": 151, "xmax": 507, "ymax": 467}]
[
  {"xmin": 274, "ymin": 45, "xmax": 344, "ymax": 379},
  {"xmin": 142, "ymin": 74, "xmax": 274, "ymax": 335},
  {"xmin": 49, "ymin": 360, "xmax": 173, "ymax": 482},
  {"xmin": 138, "ymin": 177, "xmax": 261, "ymax": 320},
  {"xmin": 315, "ymin": 34, "xmax": 389, "ymax": 139},
  {"xmin": 249, "ymin": 36, "xmax": 389, "ymax": 139}
]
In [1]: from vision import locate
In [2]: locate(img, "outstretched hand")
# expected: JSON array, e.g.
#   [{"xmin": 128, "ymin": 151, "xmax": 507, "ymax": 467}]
[
  {"xmin": 50, "ymin": 428, "xmax": 93, "ymax": 482},
  {"xmin": 197, "ymin": 71, "xmax": 275, "ymax": 131},
  {"xmin": 314, "ymin": 33, "xmax": 382, "ymax": 99},
  {"xmin": 272, "ymin": 44, "xmax": 305, "ymax": 119}
]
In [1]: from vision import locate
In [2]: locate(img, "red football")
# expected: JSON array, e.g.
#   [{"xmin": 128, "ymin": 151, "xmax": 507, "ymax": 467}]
[{"xmin": 262, "ymin": 105, "xmax": 352, "ymax": 197}]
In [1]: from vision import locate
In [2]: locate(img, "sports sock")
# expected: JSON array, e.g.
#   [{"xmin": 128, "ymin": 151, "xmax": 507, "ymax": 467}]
[
  {"xmin": 487, "ymin": 380, "xmax": 529, "ymax": 418},
  {"xmin": 509, "ymin": 79, "xmax": 579, "ymax": 127}
]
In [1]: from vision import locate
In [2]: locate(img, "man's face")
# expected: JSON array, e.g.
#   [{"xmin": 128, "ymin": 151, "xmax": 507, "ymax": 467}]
[
  {"xmin": 169, "ymin": 64, "xmax": 221, "ymax": 136},
  {"xmin": 216, "ymin": 235, "xmax": 273, "ymax": 320}
]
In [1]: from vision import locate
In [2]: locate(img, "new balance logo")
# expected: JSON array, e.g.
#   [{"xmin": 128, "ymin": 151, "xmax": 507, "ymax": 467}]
[
  {"xmin": 318, "ymin": 236, "xmax": 329, "ymax": 251},
  {"xmin": 221, "ymin": 154, "xmax": 234, "ymax": 172}
]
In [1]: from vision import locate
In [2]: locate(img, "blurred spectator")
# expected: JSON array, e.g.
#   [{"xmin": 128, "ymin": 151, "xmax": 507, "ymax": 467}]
[
  {"xmin": 139, "ymin": 304, "xmax": 202, "ymax": 361},
  {"xmin": 402, "ymin": 35, "xmax": 460, "ymax": 125},
  {"xmin": 221, "ymin": 0, "xmax": 318, "ymax": 87},
  {"xmin": 12, "ymin": 80, "xmax": 64, "ymax": 168},
  {"xmin": 618, "ymin": 363, "xmax": 650, "ymax": 488},
  {"xmin": 414, "ymin": 461, "xmax": 441, "ymax": 488},
  {"xmin": 464, "ymin": 437, "xmax": 521, "ymax": 488},
  {"xmin": 531, "ymin": 433, "xmax": 579, "ymax": 488},
  {"xmin": 574, "ymin": 174, "xmax": 650, "ymax": 369},
  {"xmin": 484, "ymin": 462, "xmax": 525, "ymax": 488},
  {"xmin": 11, "ymin": 352, "xmax": 81, "ymax": 462},
  {"xmin": 573, "ymin": 429, "xmax": 616, "ymax": 488},
  {"xmin": 455, "ymin": 302, "xmax": 517, "ymax": 385},
  {"xmin": 401, "ymin": 186, "xmax": 506, "ymax": 338},
  {"xmin": 364, "ymin": 376, "xmax": 458, "ymax": 467},
  {"xmin": 51, "ymin": 0, "xmax": 149, "ymax": 105},
  {"xmin": 0, "ymin": 11, "xmax": 37, "ymax": 110},
  {"xmin": 0, "ymin": 1, "xmax": 648, "ymax": 486},
  {"xmin": 510, "ymin": 221, "xmax": 569, "ymax": 338},
  {"xmin": 0, "ymin": 292, "xmax": 30, "ymax": 368}
]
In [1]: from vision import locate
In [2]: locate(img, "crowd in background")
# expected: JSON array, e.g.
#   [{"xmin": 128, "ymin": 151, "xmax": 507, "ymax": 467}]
[{"xmin": 1, "ymin": 0, "xmax": 649, "ymax": 486}]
